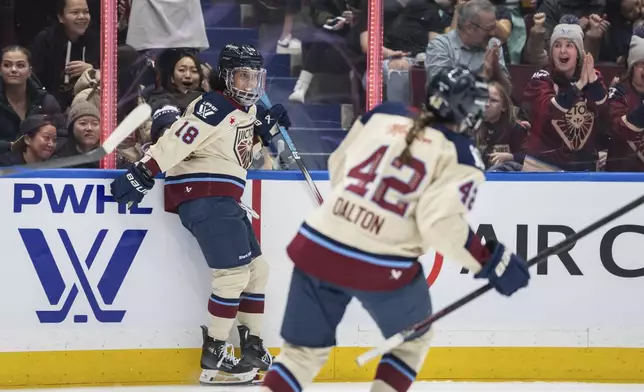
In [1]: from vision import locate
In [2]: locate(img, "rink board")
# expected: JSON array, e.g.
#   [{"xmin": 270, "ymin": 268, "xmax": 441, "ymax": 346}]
[{"xmin": 1, "ymin": 170, "xmax": 644, "ymax": 386}]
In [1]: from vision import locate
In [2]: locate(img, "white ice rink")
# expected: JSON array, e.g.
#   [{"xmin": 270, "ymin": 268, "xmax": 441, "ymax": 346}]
[{"xmin": 17, "ymin": 383, "xmax": 644, "ymax": 392}]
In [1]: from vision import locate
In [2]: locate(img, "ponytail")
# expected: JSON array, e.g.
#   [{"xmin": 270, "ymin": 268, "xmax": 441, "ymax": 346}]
[{"xmin": 399, "ymin": 107, "xmax": 434, "ymax": 164}]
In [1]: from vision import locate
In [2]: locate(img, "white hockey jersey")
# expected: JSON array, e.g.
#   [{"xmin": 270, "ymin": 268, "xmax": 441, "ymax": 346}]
[
  {"xmin": 287, "ymin": 102, "xmax": 492, "ymax": 291},
  {"xmin": 141, "ymin": 92, "xmax": 261, "ymax": 213}
]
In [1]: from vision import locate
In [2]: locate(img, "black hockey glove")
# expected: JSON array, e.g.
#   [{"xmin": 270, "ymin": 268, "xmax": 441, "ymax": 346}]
[
  {"xmin": 255, "ymin": 104, "xmax": 291, "ymax": 146},
  {"xmin": 110, "ymin": 162, "xmax": 155, "ymax": 206}
]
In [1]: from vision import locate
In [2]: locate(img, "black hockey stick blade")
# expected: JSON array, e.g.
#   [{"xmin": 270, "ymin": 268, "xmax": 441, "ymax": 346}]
[
  {"xmin": 355, "ymin": 191, "xmax": 644, "ymax": 366},
  {"xmin": 0, "ymin": 103, "xmax": 152, "ymax": 176}
]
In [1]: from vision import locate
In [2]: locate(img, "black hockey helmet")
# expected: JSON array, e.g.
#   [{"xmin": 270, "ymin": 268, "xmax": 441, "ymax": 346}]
[
  {"xmin": 426, "ymin": 66, "xmax": 489, "ymax": 133},
  {"xmin": 217, "ymin": 43, "xmax": 266, "ymax": 106}
]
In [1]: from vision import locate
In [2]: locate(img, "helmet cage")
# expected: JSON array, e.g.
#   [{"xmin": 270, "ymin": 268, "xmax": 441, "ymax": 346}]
[{"xmin": 222, "ymin": 66, "xmax": 267, "ymax": 107}]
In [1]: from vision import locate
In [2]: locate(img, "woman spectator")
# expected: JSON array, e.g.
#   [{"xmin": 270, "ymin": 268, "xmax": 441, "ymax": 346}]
[
  {"xmin": 145, "ymin": 49, "xmax": 205, "ymax": 112},
  {"xmin": 30, "ymin": 0, "xmax": 100, "ymax": 112},
  {"xmin": 0, "ymin": 114, "xmax": 58, "ymax": 166},
  {"xmin": 55, "ymin": 101, "xmax": 100, "ymax": 168},
  {"xmin": 0, "ymin": 45, "xmax": 61, "ymax": 153},
  {"xmin": 606, "ymin": 26, "xmax": 644, "ymax": 172},
  {"xmin": 523, "ymin": 15, "xmax": 608, "ymax": 172},
  {"xmin": 476, "ymin": 81, "xmax": 528, "ymax": 170}
]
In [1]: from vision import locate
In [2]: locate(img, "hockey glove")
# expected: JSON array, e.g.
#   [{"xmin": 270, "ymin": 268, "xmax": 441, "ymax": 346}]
[
  {"xmin": 474, "ymin": 241, "xmax": 530, "ymax": 296},
  {"xmin": 255, "ymin": 104, "xmax": 291, "ymax": 146},
  {"xmin": 110, "ymin": 162, "xmax": 155, "ymax": 206}
]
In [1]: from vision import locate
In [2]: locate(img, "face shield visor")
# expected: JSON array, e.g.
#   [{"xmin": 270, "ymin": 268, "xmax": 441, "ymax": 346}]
[{"xmin": 224, "ymin": 67, "xmax": 267, "ymax": 107}]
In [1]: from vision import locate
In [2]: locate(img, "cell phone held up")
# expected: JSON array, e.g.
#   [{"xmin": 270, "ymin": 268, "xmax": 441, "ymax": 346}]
[{"xmin": 323, "ymin": 16, "xmax": 346, "ymax": 30}]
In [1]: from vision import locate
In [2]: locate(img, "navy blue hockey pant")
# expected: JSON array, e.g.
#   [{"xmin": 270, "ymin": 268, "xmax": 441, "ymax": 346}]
[
  {"xmin": 281, "ymin": 267, "xmax": 432, "ymax": 348},
  {"xmin": 177, "ymin": 196, "xmax": 261, "ymax": 269}
]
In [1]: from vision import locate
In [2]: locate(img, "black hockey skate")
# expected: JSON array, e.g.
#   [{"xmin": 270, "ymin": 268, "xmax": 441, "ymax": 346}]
[
  {"xmin": 198, "ymin": 325, "xmax": 256, "ymax": 386},
  {"xmin": 238, "ymin": 325, "xmax": 273, "ymax": 372}
]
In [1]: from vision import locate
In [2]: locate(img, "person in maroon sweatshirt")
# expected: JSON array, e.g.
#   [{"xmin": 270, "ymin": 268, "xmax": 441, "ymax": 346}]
[
  {"xmin": 475, "ymin": 81, "xmax": 528, "ymax": 171},
  {"xmin": 606, "ymin": 26, "xmax": 644, "ymax": 172},
  {"xmin": 523, "ymin": 14, "xmax": 608, "ymax": 171}
]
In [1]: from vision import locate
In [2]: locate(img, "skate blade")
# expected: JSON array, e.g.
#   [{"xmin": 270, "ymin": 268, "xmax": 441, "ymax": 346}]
[
  {"xmin": 251, "ymin": 369, "xmax": 267, "ymax": 385},
  {"xmin": 199, "ymin": 368, "xmax": 257, "ymax": 386}
]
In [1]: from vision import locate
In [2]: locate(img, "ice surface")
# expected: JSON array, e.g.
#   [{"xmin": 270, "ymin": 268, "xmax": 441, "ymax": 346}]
[{"xmin": 22, "ymin": 382, "xmax": 644, "ymax": 392}]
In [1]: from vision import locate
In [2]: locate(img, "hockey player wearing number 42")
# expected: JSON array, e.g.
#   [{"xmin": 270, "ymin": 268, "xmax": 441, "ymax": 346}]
[
  {"xmin": 110, "ymin": 43, "xmax": 291, "ymax": 385},
  {"xmin": 261, "ymin": 66, "xmax": 531, "ymax": 392}
]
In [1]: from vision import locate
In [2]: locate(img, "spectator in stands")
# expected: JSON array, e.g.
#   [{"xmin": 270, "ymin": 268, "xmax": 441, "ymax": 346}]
[
  {"xmin": 287, "ymin": 0, "xmax": 362, "ymax": 103},
  {"xmin": 0, "ymin": 114, "xmax": 59, "ymax": 166},
  {"xmin": 425, "ymin": 0, "xmax": 512, "ymax": 94},
  {"xmin": 145, "ymin": 49, "xmax": 205, "ymax": 112},
  {"xmin": 0, "ymin": 45, "xmax": 61, "ymax": 153},
  {"xmin": 535, "ymin": 0, "xmax": 606, "ymax": 44},
  {"xmin": 597, "ymin": 0, "xmax": 644, "ymax": 64},
  {"xmin": 476, "ymin": 81, "xmax": 528, "ymax": 170},
  {"xmin": 605, "ymin": 27, "xmax": 644, "ymax": 172},
  {"xmin": 30, "ymin": 0, "xmax": 100, "ymax": 112},
  {"xmin": 523, "ymin": 15, "xmax": 608, "ymax": 172},
  {"xmin": 275, "ymin": 0, "xmax": 303, "ymax": 54},
  {"xmin": 54, "ymin": 101, "xmax": 99, "ymax": 168}
]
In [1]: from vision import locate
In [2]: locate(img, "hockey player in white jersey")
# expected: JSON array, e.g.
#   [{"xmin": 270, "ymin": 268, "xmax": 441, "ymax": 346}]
[
  {"xmin": 261, "ymin": 66, "xmax": 531, "ymax": 392},
  {"xmin": 109, "ymin": 43, "xmax": 291, "ymax": 385}
]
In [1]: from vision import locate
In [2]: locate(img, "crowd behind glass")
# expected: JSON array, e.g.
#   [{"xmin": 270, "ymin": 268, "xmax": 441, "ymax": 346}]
[{"xmin": 0, "ymin": 0, "xmax": 642, "ymax": 172}]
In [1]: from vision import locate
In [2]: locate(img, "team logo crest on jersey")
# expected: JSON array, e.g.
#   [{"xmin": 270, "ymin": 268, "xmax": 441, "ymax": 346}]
[
  {"xmin": 234, "ymin": 124, "xmax": 254, "ymax": 169},
  {"xmin": 551, "ymin": 101, "xmax": 594, "ymax": 151}
]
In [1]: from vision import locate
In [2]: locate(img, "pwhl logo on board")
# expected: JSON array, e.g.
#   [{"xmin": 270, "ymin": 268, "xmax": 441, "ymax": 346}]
[{"xmin": 20, "ymin": 228, "xmax": 147, "ymax": 323}]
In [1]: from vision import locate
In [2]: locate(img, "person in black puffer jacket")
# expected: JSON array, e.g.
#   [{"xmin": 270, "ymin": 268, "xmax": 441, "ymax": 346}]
[
  {"xmin": 0, "ymin": 45, "xmax": 62, "ymax": 154},
  {"xmin": 30, "ymin": 0, "xmax": 100, "ymax": 112}
]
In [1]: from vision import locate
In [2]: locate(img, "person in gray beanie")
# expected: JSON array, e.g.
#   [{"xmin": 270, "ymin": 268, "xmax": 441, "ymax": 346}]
[
  {"xmin": 522, "ymin": 14, "xmax": 608, "ymax": 172},
  {"xmin": 605, "ymin": 25, "xmax": 644, "ymax": 172},
  {"xmin": 54, "ymin": 100, "xmax": 101, "ymax": 168}
]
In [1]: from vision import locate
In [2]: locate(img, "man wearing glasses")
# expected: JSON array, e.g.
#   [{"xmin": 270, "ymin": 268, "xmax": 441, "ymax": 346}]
[{"xmin": 425, "ymin": 0, "xmax": 512, "ymax": 94}]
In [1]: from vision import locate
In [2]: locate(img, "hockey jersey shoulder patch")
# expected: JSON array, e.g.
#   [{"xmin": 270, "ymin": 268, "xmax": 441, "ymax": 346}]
[
  {"xmin": 192, "ymin": 92, "xmax": 234, "ymax": 126},
  {"xmin": 435, "ymin": 125, "xmax": 485, "ymax": 171},
  {"xmin": 360, "ymin": 101, "xmax": 415, "ymax": 124}
]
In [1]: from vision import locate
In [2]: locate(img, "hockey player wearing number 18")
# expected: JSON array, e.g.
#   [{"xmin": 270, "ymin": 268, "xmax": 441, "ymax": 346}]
[
  {"xmin": 261, "ymin": 66, "xmax": 531, "ymax": 392},
  {"xmin": 110, "ymin": 43, "xmax": 291, "ymax": 385}
]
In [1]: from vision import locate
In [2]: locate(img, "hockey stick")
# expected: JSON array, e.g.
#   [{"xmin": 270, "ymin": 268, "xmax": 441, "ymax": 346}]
[
  {"xmin": 0, "ymin": 103, "xmax": 152, "ymax": 176},
  {"xmin": 355, "ymin": 192, "xmax": 644, "ymax": 367},
  {"xmin": 259, "ymin": 94, "xmax": 324, "ymax": 205}
]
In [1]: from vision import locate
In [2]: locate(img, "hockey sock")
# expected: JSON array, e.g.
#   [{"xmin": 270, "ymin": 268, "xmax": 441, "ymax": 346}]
[
  {"xmin": 370, "ymin": 328, "xmax": 433, "ymax": 392},
  {"xmin": 208, "ymin": 265, "xmax": 250, "ymax": 341},
  {"xmin": 237, "ymin": 256, "xmax": 269, "ymax": 336},
  {"xmin": 372, "ymin": 354, "xmax": 417, "ymax": 392},
  {"xmin": 262, "ymin": 343, "xmax": 330, "ymax": 391}
]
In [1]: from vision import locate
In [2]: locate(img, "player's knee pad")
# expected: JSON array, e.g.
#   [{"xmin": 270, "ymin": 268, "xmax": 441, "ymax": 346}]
[
  {"xmin": 207, "ymin": 265, "xmax": 251, "ymax": 340},
  {"xmin": 237, "ymin": 256, "xmax": 269, "ymax": 335},
  {"xmin": 371, "ymin": 328, "xmax": 433, "ymax": 392},
  {"xmin": 263, "ymin": 342, "xmax": 331, "ymax": 391},
  {"xmin": 245, "ymin": 255, "xmax": 269, "ymax": 294}
]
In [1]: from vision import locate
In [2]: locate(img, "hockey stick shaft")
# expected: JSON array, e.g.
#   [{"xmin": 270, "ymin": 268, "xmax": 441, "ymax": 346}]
[
  {"xmin": 259, "ymin": 94, "xmax": 324, "ymax": 205},
  {"xmin": 355, "ymin": 192, "xmax": 644, "ymax": 366},
  {"xmin": 0, "ymin": 104, "xmax": 151, "ymax": 176}
]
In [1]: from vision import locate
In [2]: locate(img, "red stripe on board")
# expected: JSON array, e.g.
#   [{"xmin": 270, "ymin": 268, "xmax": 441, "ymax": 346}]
[{"xmin": 252, "ymin": 180, "xmax": 262, "ymax": 245}]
